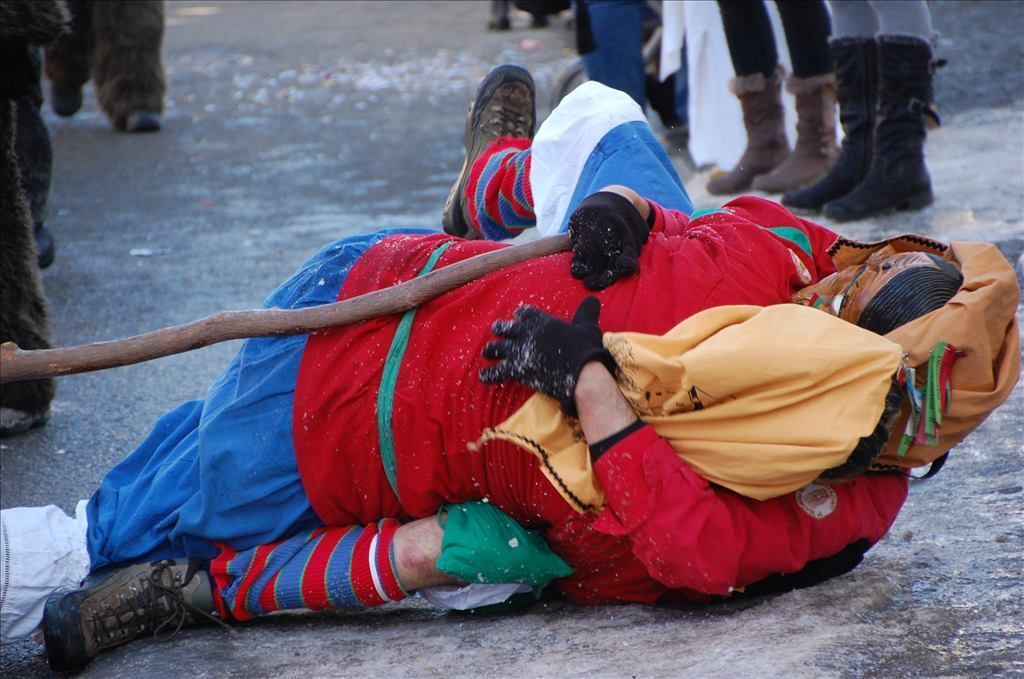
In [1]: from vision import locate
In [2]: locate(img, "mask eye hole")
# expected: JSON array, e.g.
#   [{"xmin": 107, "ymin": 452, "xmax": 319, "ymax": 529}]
[{"xmin": 882, "ymin": 262, "xmax": 894, "ymax": 270}]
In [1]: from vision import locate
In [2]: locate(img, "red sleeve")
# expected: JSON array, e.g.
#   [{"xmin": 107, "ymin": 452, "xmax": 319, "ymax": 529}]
[
  {"xmin": 647, "ymin": 196, "xmax": 839, "ymax": 282},
  {"xmin": 721, "ymin": 195, "xmax": 839, "ymax": 280},
  {"xmin": 588, "ymin": 425, "xmax": 909, "ymax": 596},
  {"xmin": 646, "ymin": 200, "xmax": 690, "ymax": 237}
]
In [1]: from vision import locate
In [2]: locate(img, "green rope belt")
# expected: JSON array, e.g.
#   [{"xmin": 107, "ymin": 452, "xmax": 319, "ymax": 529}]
[{"xmin": 376, "ymin": 240, "xmax": 455, "ymax": 499}]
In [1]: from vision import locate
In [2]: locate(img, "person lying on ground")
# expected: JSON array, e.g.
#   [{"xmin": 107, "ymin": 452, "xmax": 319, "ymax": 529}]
[{"xmin": 1, "ymin": 66, "xmax": 1017, "ymax": 672}]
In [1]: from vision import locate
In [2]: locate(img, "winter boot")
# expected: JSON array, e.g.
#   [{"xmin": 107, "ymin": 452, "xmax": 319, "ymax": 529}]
[
  {"xmin": 824, "ymin": 36, "xmax": 935, "ymax": 221},
  {"xmin": 706, "ymin": 67, "xmax": 789, "ymax": 195},
  {"xmin": 442, "ymin": 64, "xmax": 535, "ymax": 237},
  {"xmin": 43, "ymin": 558, "xmax": 224, "ymax": 672},
  {"xmin": 783, "ymin": 38, "xmax": 878, "ymax": 213},
  {"xmin": 752, "ymin": 73, "xmax": 838, "ymax": 193}
]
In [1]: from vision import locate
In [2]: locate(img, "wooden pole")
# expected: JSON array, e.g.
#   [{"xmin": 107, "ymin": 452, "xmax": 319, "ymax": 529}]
[{"xmin": 0, "ymin": 235, "xmax": 570, "ymax": 383}]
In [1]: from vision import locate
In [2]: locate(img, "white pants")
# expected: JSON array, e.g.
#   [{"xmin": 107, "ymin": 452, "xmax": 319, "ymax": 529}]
[{"xmin": 0, "ymin": 502, "xmax": 91, "ymax": 642}]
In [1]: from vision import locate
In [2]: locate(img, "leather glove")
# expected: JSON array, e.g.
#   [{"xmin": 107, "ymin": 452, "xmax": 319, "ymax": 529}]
[
  {"xmin": 479, "ymin": 297, "xmax": 617, "ymax": 417},
  {"xmin": 568, "ymin": 191, "xmax": 650, "ymax": 291}
]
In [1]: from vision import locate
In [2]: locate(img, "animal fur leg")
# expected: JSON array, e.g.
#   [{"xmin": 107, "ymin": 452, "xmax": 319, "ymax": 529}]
[
  {"xmin": 91, "ymin": 0, "xmax": 165, "ymax": 131},
  {"xmin": 0, "ymin": 101, "xmax": 56, "ymax": 432}
]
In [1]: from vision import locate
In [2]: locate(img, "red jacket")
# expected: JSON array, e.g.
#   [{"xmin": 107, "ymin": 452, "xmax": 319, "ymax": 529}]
[{"xmin": 293, "ymin": 196, "xmax": 906, "ymax": 604}]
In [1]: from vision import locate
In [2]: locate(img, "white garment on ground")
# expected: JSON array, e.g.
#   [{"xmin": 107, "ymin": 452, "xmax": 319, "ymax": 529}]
[
  {"xmin": 530, "ymin": 81, "xmax": 646, "ymax": 236},
  {"xmin": 0, "ymin": 501, "xmax": 91, "ymax": 642},
  {"xmin": 660, "ymin": 0, "xmax": 802, "ymax": 170},
  {"xmin": 417, "ymin": 583, "xmax": 532, "ymax": 611}
]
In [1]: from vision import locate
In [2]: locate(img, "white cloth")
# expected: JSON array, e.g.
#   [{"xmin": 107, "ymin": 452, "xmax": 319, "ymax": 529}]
[
  {"xmin": 417, "ymin": 583, "xmax": 532, "ymax": 611},
  {"xmin": 529, "ymin": 81, "xmax": 646, "ymax": 236},
  {"xmin": 0, "ymin": 502, "xmax": 91, "ymax": 642},
  {"xmin": 660, "ymin": 0, "xmax": 803, "ymax": 170}
]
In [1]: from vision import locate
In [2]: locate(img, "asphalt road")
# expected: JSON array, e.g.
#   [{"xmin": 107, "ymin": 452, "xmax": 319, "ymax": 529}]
[{"xmin": 2, "ymin": 1, "xmax": 1022, "ymax": 676}]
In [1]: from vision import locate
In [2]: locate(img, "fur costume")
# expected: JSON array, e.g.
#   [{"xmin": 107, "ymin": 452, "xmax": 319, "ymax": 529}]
[
  {"xmin": 0, "ymin": 0, "xmax": 69, "ymax": 434},
  {"xmin": 44, "ymin": 0, "xmax": 165, "ymax": 132}
]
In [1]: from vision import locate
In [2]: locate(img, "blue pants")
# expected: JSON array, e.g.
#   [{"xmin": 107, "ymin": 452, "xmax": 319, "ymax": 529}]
[{"xmin": 86, "ymin": 229, "xmax": 433, "ymax": 569}]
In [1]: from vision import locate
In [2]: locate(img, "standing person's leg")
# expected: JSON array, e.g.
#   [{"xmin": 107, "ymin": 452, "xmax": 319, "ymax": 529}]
[
  {"xmin": 751, "ymin": 0, "xmax": 838, "ymax": 193},
  {"xmin": 782, "ymin": 1, "xmax": 879, "ymax": 212},
  {"xmin": 579, "ymin": 0, "xmax": 648, "ymax": 108},
  {"xmin": 824, "ymin": 1, "xmax": 935, "ymax": 220},
  {"xmin": 707, "ymin": 1, "xmax": 789, "ymax": 195}
]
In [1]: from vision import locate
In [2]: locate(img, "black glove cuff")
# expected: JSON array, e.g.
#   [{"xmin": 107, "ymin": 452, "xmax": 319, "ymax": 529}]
[{"xmin": 589, "ymin": 419, "xmax": 645, "ymax": 462}]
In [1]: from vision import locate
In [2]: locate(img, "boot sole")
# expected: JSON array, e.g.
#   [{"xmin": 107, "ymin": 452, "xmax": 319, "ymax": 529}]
[
  {"xmin": 825, "ymin": 187, "xmax": 933, "ymax": 222},
  {"xmin": 442, "ymin": 65, "xmax": 535, "ymax": 237}
]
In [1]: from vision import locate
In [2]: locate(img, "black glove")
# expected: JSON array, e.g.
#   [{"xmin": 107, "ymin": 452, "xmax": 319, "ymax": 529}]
[
  {"xmin": 568, "ymin": 191, "xmax": 651, "ymax": 291},
  {"xmin": 479, "ymin": 297, "xmax": 617, "ymax": 416}
]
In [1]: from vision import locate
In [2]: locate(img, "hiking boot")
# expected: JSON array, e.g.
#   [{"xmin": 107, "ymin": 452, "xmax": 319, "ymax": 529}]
[
  {"xmin": 43, "ymin": 558, "xmax": 223, "ymax": 672},
  {"xmin": 442, "ymin": 64, "xmax": 535, "ymax": 237},
  {"xmin": 752, "ymin": 73, "xmax": 838, "ymax": 194},
  {"xmin": 783, "ymin": 38, "xmax": 878, "ymax": 213},
  {"xmin": 706, "ymin": 67, "xmax": 789, "ymax": 196}
]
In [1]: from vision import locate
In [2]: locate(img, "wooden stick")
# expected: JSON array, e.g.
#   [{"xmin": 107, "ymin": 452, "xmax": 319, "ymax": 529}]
[{"xmin": 0, "ymin": 234, "xmax": 571, "ymax": 383}]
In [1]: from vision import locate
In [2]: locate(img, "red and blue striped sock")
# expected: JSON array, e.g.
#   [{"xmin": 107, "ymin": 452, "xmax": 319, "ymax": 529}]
[
  {"xmin": 466, "ymin": 136, "xmax": 535, "ymax": 240},
  {"xmin": 209, "ymin": 519, "xmax": 408, "ymax": 621}
]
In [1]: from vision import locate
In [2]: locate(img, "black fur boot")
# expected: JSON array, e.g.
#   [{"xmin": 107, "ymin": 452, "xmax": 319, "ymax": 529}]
[
  {"xmin": 782, "ymin": 37, "xmax": 877, "ymax": 213},
  {"xmin": 823, "ymin": 36, "xmax": 935, "ymax": 222}
]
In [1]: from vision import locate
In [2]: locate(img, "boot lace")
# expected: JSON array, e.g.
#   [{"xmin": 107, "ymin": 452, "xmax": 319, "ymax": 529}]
[
  {"xmin": 484, "ymin": 104, "xmax": 529, "ymax": 139},
  {"xmin": 86, "ymin": 560, "xmax": 230, "ymax": 647}
]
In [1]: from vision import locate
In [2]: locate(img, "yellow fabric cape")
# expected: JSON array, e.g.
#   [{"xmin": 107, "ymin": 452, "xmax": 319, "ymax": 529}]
[{"xmin": 475, "ymin": 304, "xmax": 903, "ymax": 511}]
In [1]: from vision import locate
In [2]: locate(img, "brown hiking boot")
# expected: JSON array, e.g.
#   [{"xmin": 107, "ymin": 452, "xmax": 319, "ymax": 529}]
[
  {"xmin": 753, "ymin": 73, "xmax": 839, "ymax": 194},
  {"xmin": 706, "ymin": 67, "xmax": 789, "ymax": 196},
  {"xmin": 442, "ymin": 64, "xmax": 535, "ymax": 238},
  {"xmin": 43, "ymin": 558, "xmax": 225, "ymax": 672}
]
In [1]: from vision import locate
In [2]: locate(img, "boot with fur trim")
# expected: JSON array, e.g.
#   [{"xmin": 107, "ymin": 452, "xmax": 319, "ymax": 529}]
[
  {"xmin": 707, "ymin": 67, "xmax": 789, "ymax": 196},
  {"xmin": 752, "ymin": 73, "xmax": 838, "ymax": 193}
]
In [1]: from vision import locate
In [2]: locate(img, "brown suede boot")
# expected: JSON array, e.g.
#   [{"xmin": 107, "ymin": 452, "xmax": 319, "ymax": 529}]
[
  {"xmin": 753, "ymin": 73, "xmax": 839, "ymax": 193},
  {"xmin": 706, "ymin": 67, "xmax": 789, "ymax": 196}
]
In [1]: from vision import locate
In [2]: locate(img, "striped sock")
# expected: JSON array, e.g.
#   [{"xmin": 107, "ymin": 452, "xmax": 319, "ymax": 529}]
[
  {"xmin": 466, "ymin": 136, "xmax": 535, "ymax": 240},
  {"xmin": 209, "ymin": 519, "xmax": 408, "ymax": 621}
]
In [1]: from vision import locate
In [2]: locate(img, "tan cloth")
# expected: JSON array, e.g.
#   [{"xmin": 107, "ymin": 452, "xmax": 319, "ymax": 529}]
[
  {"xmin": 823, "ymin": 237, "xmax": 1021, "ymax": 469},
  {"xmin": 476, "ymin": 305, "xmax": 903, "ymax": 511}
]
